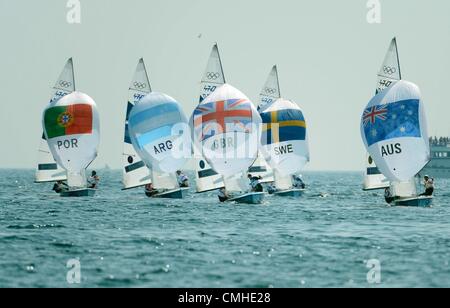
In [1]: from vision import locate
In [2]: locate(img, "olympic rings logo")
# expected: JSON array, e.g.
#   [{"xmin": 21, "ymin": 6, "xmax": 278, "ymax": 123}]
[
  {"xmin": 383, "ymin": 66, "xmax": 397, "ymax": 75},
  {"xmin": 265, "ymin": 88, "xmax": 277, "ymax": 95},
  {"xmin": 206, "ymin": 72, "xmax": 220, "ymax": 80},
  {"xmin": 59, "ymin": 80, "xmax": 72, "ymax": 88},
  {"xmin": 133, "ymin": 82, "xmax": 147, "ymax": 90}
]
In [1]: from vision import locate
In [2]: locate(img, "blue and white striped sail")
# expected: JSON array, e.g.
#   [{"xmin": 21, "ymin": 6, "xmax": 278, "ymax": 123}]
[
  {"xmin": 361, "ymin": 80, "xmax": 430, "ymax": 182},
  {"xmin": 35, "ymin": 58, "xmax": 75, "ymax": 183},
  {"xmin": 122, "ymin": 59, "xmax": 152, "ymax": 190},
  {"xmin": 260, "ymin": 99, "xmax": 309, "ymax": 181},
  {"xmin": 194, "ymin": 44, "xmax": 226, "ymax": 193},
  {"xmin": 128, "ymin": 93, "xmax": 191, "ymax": 178}
]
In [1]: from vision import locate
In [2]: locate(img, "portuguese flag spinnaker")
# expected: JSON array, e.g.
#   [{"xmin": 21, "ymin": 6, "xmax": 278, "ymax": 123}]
[{"xmin": 44, "ymin": 104, "xmax": 93, "ymax": 139}]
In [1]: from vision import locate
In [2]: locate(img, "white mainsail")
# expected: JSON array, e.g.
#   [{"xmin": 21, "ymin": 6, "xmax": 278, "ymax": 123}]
[
  {"xmin": 122, "ymin": 59, "xmax": 152, "ymax": 190},
  {"xmin": 128, "ymin": 92, "xmax": 191, "ymax": 191},
  {"xmin": 376, "ymin": 38, "xmax": 402, "ymax": 94},
  {"xmin": 42, "ymin": 92, "xmax": 100, "ymax": 188},
  {"xmin": 363, "ymin": 38, "xmax": 401, "ymax": 190},
  {"xmin": 194, "ymin": 44, "xmax": 226, "ymax": 192},
  {"xmin": 192, "ymin": 84, "xmax": 262, "ymax": 193},
  {"xmin": 35, "ymin": 58, "xmax": 75, "ymax": 183},
  {"xmin": 248, "ymin": 66, "xmax": 282, "ymax": 183},
  {"xmin": 259, "ymin": 65, "xmax": 281, "ymax": 112},
  {"xmin": 361, "ymin": 81, "xmax": 430, "ymax": 194}
]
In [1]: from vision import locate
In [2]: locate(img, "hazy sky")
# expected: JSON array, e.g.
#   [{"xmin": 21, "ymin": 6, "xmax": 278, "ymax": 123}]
[{"xmin": 1, "ymin": 0, "xmax": 449, "ymax": 171}]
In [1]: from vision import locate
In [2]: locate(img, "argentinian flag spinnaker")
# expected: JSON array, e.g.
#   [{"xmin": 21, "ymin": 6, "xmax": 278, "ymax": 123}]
[{"xmin": 128, "ymin": 92, "xmax": 191, "ymax": 174}]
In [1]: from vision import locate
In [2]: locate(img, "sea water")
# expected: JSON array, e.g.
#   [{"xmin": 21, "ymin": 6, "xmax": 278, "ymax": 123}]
[{"xmin": 0, "ymin": 169, "xmax": 449, "ymax": 288}]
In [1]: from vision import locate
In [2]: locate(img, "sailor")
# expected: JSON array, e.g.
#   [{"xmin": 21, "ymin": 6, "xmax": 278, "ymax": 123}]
[
  {"xmin": 420, "ymin": 176, "xmax": 435, "ymax": 196},
  {"xmin": 145, "ymin": 183, "xmax": 159, "ymax": 197},
  {"xmin": 52, "ymin": 180, "xmax": 68, "ymax": 193},
  {"xmin": 87, "ymin": 171, "xmax": 100, "ymax": 189},
  {"xmin": 292, "ymin": 175, "xmax": 306, "ymax": 189},
  {"xmin": 248, "ymin": 174, "xmax": 263, "ymax": 192},
  {"xmin": 176, "ymin": 170, "xmax": 189, "ymax": 188},
  {"xmin": 267, "ymin": 182, "xmax": 277, "ymax": 195},
  {"xmin": 218, "ymin": 187, "xmax": 230, "ymax": 203},
  {"xmin": 384, "ymin": 187, "xmax": 395, "ymax": 204}
]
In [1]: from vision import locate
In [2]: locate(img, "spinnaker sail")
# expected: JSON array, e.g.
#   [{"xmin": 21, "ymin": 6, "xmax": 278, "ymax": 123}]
[
  {"xmin": 192, "ymin": 84, "xmax": 262, "ymax": 191},
  {"xmin": 35, "ymin": 58, "xmax": 75, "ymax": 183},
  {"xmin": 260, "ymin": 99, "xmax": 309, "ymax": 188},
  {"xmin": 42, "ymin": 91, "xmax": 100, "ymax": 188},
  {"xmin": 128, "ymin": 92, "xmax": 191, "ymax": 190},
  {"xmin": 361, "ymin": 80, "xmax": 430, "ymax": 183},
  {"xmin": 122, "ymin": 59, "xmax": 152, "ymax": 190}
]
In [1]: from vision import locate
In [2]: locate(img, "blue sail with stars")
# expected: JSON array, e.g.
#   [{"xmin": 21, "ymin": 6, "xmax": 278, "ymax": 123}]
[{"xmin": 362, "ymin": 99, "xmax": 421, "ymax": 147}]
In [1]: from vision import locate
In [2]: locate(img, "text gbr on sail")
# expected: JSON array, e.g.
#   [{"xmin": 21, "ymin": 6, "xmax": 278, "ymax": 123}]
[
  {"xmin": 211, "ymin": 137, "xmax": 234, "ymax": 150},
  {"xmin": 57, "ymin": 139, "xmax": 78, "ymax": 149},
  {"xmin": 381, "ymin": 143, "xmax": 402, "ymax": 157}
]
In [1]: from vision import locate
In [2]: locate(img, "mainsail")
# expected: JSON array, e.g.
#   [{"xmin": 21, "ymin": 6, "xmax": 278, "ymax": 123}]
[
  {"xmin": 192, "ymin": 84, "xmax": 261, "ymax": 192},
  {"xmin": 122, "ymin": 59, "xmax": 152, "ymax": 190},
  {"xmin": 259, "ymin": 65, "xmax": 281, "ymax": 112},
  {"xmin": 42, "ymin": 92, "xmax": 100, "ymax": 188},
  {"xmin": 260, "ymin": 99, "xmax": 310, "ymax": 189},
  {"xmin": 376, "ymin": 38, "xmax": 402, "ymax": 94},
  {"xmin": 35, "ymin": 58, "xmax": 75, "ymax": 183},
  {"xmin": 194, "ymin": 44, "xmax": 226, "ymax": 192},
  {"xmin": 128, "ymin": 92, "xmax": 191, "ymax": 191},
  {"xmin": 363, "ymin": 38, "xmax": 401, "ymax": 190},
  {"xmin": 361, "ymin": 80, "xmax": 430, "ymax": 184},
  {"xmin": 249, "ymin": 65, "xmax": 283, "ymax": 183}
]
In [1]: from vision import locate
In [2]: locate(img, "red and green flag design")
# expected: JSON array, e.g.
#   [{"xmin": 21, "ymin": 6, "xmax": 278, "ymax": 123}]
[{"xmin": 44, "ymin": 104, "xmax": 93, "ymax": 139}]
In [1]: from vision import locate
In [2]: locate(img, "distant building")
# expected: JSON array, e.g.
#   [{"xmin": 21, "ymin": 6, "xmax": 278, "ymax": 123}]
[{"xmin": 422, "ymin": 137, "xmax": 450, "ymax": 178}]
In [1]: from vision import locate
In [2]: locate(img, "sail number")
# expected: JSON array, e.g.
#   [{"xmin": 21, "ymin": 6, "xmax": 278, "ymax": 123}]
[
  {"xmin": 274, "ymin": 144, "xmax": 294, "ymax": 155},
  {"xmin": 381, "ymin": 143, "xmax": 402, "ymax": 157},
  {"xmin": 211, "ymin": 138, "xmax": 234, "ymax": 150},
  {"xmin": 57, "ymin": 139, "xmax": 78, "ymax": 149},
  {"xmin": 204, "ymin": 85, "xmax": 217, "ymax": 93}
]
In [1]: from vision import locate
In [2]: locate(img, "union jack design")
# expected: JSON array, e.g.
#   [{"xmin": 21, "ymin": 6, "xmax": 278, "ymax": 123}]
[
  {"xmin": 194, "ymin": 99, "xmax": 253, "ymax": 141},
  {"xmin": 363, "ymin": 105, "xmax": 388, "ymax": 127}
]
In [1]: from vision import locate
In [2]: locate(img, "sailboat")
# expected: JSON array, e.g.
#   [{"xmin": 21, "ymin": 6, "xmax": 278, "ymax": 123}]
[
  {"xmin": 259, "ymin": 67, "xmax": 310, "ymax": 197},
  {"xmin": 42, "ymin": 90, "xmax": 100, "ymax": 197},
  {"xmin": 122, "ymin": 59, "xmax": 152, "ymax": 191},
  {"xmin": 192, "ymin": 83, "xmax": 264, "ymax": 204},
  {"xmin": 193, "ymin": 44, "xmax": 226, "ymax": 193},
  {"xmin": 126, "ymin": 64, "xmax": 191, "ymax": 199},
  {"xmin": 247, "ymin": 66, "xmax": 282, "ymax": 184},
  {"xmin": 360, "ymin": 80, "xmax": 432, "ymax": 207},
  {"xmin": 363, "ymin": 38, "xmax": 401, "ymax": 191},
  {"xmin": 35, "ymin": 58, "xmax": 75, "ymax": 184}
]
